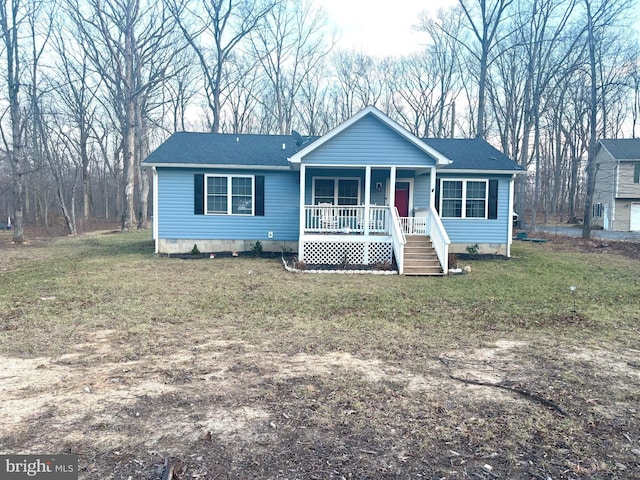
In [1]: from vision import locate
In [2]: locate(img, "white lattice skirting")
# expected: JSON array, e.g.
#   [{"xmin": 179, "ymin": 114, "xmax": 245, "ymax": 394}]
[{"xmin": 302, "ymin": 240, "xmax": 393, "ymax": 265}]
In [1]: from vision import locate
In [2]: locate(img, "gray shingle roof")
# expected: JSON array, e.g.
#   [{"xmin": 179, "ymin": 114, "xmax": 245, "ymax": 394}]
[
  {"xmin": 144, "ymin": 132, "xmax": 522, "ymax": 172},
  {"xmin": 143, "ymin": 132, "xmax": 307, "ymax": 167},
  {"xmin": 423, "ymin": 138, "xmax": 523, "ymax": 172},
  {"xmin": 599, "ymin": 139, "xmax": 640, "ymax": 160}
]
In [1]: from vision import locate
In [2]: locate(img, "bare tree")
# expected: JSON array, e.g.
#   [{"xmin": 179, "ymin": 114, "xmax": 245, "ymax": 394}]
[
  {"xmin": 0, "ymin": 0, "xmax": 30, "ymax": 243},
  {"xmin": 333, "ymin": 50, "xmax": 385, "ymax": 122},
  {"xmin": 35, "ymin": 108, "xmax": 80, "ymax": 235},
  {"xmin": 160, "ymin": 48, "xmax": 200, "ymax": 133},
  {"xmin": 416, "ymin": 7, "xmax": 465, "ymax": 138},
  {"xmin": 457, "ymin": 0, "xmax": 514, "ymax": 138},
  {"xmin": 68, "ymin": 0, "xmax": 181, "ymax": 231},
  {"xmin": 632, "ymin": 57, "xmax": 640, "ymax": 138},
  {"xmin": 167, "ymin": 0, "xmax": 277, "ymax": 133},
  {"xmin": 514, "ymin": 0, "xmax": 582, "ymax": 229},
  {"xmin": 223, "ymin": 55, "xmax": 264, "ymax": 133},
  {"xmin": 386, "ymin": 49, "xmax": 460, "ymax": 139},
  {"xmin": 294, "ymin": 57, "xmax": 329, "ymax": 136},
  {"xmin": 52, "ymin": 29, "xmax": 101, "ymax": 225},
  {"xmin": 486, "ymin": 33, "xmax": 526, "ymax": 161},
  {"xmin": 250, "ymin": 0, "xmax": 331, "ymax": 134}
]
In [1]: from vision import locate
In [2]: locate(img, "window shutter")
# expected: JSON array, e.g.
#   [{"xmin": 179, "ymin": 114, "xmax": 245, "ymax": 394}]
[
  {"xmin": 194, "ymin": 174, "xmax": 204, "ymax": 215},
  {"xmin": 255, "ymin": 176, "xmax": 265, "ymax": 216},
  {"xmin": 488, "ymin": 179, "xmax": 498, "ymax": 219},
  {"xmin": 634, "ymin": 163, "xmax": 640, "ymax": 183},
  {"xmin": 434, "ymin": 180, "xmax": 440, "ymax": 214}
]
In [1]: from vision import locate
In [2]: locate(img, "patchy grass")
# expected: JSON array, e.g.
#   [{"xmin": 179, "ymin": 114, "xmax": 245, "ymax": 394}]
[{"xmin": 1, "ymin": 230, "xmax": 639, "ymax": 479}]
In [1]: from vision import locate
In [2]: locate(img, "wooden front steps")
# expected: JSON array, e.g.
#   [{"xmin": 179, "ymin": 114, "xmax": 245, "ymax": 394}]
[{"xmin": 403, "ymin": 235, "xmax": 444, "ymax": 276}]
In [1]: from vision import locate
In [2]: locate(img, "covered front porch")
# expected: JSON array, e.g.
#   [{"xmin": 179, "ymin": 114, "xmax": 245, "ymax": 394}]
[
  {"xmin": 296, "ymin": 165, "xmax": 450, "ymax": 274},
  {"xmin": 287, "ymin": 106, "xmax": 455, "ymax": 274}
]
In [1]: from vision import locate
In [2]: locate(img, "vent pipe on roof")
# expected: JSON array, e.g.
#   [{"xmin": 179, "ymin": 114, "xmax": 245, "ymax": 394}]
[
  {"xmin": 282, "ymin": 143, "xmax": 286, "ymax": 150},
  {"xmin": 236, "ymin": 137, "xmax": 239, "ymax": 142}
]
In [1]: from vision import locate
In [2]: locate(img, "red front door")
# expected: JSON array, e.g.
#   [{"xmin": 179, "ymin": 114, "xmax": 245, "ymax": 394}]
[{"xmin": 394, "ymin": 182, "xmax": 410, "ymax": 217}]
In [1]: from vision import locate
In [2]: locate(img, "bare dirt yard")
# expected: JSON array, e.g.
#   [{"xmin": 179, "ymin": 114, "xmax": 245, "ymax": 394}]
[{"xmin": 1, "ymin": 230, "xmax": 639, "ymax": 479}]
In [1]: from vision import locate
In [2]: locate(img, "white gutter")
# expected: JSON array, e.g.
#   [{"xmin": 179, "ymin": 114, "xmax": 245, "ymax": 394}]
[
  {"xmin": 143, "ymin": 163, "xmax": 291, "ymax": 171},
  {"xmin": 437, "ymin": 169, "xmax": 526, "ymax": 175}
]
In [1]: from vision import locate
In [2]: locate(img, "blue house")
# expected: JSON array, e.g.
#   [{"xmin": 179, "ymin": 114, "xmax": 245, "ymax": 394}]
[{"xmin": 144, "ymin": 106, "xmax": 524, "ymax": 275}]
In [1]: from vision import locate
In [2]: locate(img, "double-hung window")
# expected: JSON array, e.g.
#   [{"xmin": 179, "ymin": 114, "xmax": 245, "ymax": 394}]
[
  {"xmin": 440, "ymin": 179, "xmax": 488, "ymax": 219},
  {"xmin": 313, "ymin": 178, "xmax": 360, "ymax": 205},
  {"xmin": 206, "ymin": 175, "xmax": 254, "ymax": 215}
]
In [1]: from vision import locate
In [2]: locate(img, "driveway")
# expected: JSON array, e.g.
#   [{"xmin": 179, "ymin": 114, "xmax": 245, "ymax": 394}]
[{"xmin": 535, "ymin": 225, "xmax": 640, "ymax": 241}]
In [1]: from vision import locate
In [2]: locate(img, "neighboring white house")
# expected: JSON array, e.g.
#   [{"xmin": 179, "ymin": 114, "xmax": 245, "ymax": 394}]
[{"xmin": 592, "ymin": 139, "xmax": 640, "ymax": 231}]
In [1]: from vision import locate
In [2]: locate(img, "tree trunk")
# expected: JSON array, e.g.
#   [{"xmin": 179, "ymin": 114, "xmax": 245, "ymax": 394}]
[
  {"xmin": 582, "ymin": 0, "xmax": 598, "ymax": 239},
  {"xmin": 567, "ymin": 150, "xmax": 580, "ymax": 223},
  {"xmin": 81, "ymin": 129, "xmax": 91, "ymax": 223},
  {"xmin": 476, "ymin": 49, "xmax": 488, "ymax": 138},
  {"xmin": 121, "ymin": 4, "xmax": 137, "ymax": 232},
  {"xmin": 136, "ymin": 103, "xmax": 150, "ymax": 230},
  {"xmin": 12, "ymin": 172, "xmax": 25, "ymax": 243},
  {"xmin": 2, "ymin": 0, "xmax": 26, "ymax": 243},
  {"xmin": 530, "ymin": 117, "xmax": 542, "ymax": 231}
]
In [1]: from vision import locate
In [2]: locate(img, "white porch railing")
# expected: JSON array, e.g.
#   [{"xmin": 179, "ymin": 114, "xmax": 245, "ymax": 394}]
[
  {"xmin": 301, "ymin": 204, "xmax": 449, "ymax": 274},
  {"xmin": 304, "ymin": 205, "xmax": 389, "ymax": 234},
  {"xmin": 399, "ymin": 216, "xmax": 427, "ymax": 235}
]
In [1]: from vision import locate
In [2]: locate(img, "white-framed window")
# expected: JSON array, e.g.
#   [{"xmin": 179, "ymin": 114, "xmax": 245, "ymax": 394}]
[
  {"xmin": 206, "ymin": 174, "xmax": 254, "ymax": 215},
  {"xmin": 592, "ymin": 202, "xmax": 603, "ymax": 218},
  {"xmin": 440, "ymin": 179, "xmax": 488, "ymax": 219},
  {"xmin": 312, "ymin": 177, "xmax": 360, "ymax": 205}
]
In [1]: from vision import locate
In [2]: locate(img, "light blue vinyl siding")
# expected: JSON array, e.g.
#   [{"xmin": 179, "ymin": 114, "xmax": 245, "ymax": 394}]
[
  {"xmin": 303, "ymin": 114, "xmax": 437, "ymax": 167},
  {"xmin": 157, "ymin": 167, "xmax": 300, "ymax": 241},
  {"xmin": 370, "ymin": 170, "xmax": 387, "ymax": 205},
  {"xmin": 439, "ymin": 175, "xmax": 512, "ymax": 244},
  {"xmin": 411, "ymin": 174, "xmax": 431, "ymax": 211}
]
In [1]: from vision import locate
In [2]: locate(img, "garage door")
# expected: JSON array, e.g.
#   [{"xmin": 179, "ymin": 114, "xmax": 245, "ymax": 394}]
[{"xmin": 631, "ymin": 203, "xmax": 640, "ymax": 231}]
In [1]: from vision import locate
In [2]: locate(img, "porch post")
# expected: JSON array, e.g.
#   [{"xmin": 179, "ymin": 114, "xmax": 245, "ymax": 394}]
[
  {"xmin": 430, "ymin": 166, "xmax": 437, "ymax": 210},
  {"xmin": 389, "ymin": 166, "xmax": 396, "ymax": 211},
  {"xmin": 364, "ymin": 166, "xmax": 371, "ymax": 235},
  {"xmin": 364, "ymin": 165, "xmax": 371, "ymax": 264},
  {"xmin": 299, "ymin": 164, "xmax": 306, "ymax": 261}
]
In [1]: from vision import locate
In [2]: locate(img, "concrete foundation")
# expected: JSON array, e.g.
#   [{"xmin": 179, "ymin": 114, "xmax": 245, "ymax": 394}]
[
  {"xmin": 157, "ymin": 238, "xmax": 298, "ymax": 255},
  {"xmin": 449, "ymin": 243, "xmax": 508, "ymax": 256}
]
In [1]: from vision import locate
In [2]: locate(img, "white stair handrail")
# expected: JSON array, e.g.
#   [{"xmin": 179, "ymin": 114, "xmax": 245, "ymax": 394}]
[
  {"xmin": 389, "ymin": 207, "xmax": 406, "ymax": 275},
  {"xmin": 427, "ymin": 205, "xmax": 450, "ymax": 273}
]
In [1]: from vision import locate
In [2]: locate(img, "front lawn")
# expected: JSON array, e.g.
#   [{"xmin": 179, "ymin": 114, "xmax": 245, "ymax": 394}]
[{"xmin": 1, "ymin": 230, "xmax": 639, "ymax": 479}]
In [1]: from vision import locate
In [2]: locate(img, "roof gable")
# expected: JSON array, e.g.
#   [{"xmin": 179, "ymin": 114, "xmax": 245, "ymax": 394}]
[{"xmin": 288, "ymin": 106, "xmax": 451, "ymax": 166}]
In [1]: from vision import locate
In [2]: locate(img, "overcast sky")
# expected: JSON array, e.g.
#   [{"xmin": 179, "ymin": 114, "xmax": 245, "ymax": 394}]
[{"xmin": 316, "ymin": 0, "xmax": 458, "ymax": 57}]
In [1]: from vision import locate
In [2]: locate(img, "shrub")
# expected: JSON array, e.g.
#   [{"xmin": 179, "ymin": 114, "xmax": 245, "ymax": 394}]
[
  {"xmin": 465, "ymin": 244, "xmax": 479, "ymax": 255},
  {"xmin": 372, "ymin": 260, "xmax": 394, "ymax": 271},
  {"xmin": 250, "ymin": 240, "xmax": 263, "ymax": 257},
  {"xmin": 191, "ymin": 244, "xmax": 200, "ymax": 255}
]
